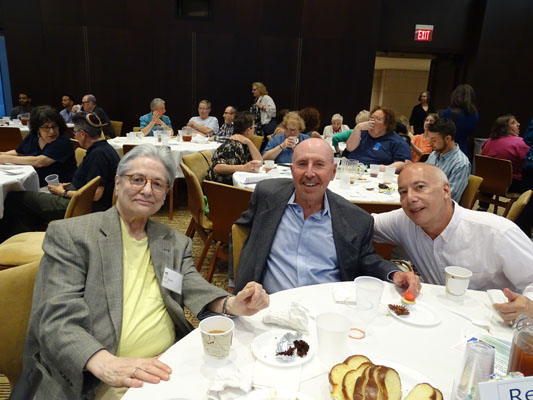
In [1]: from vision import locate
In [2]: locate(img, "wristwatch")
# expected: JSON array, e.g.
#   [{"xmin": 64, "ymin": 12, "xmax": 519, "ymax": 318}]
[{"xmin": 62, "ymin": 190, "xmax": 69, "ymax": 199}]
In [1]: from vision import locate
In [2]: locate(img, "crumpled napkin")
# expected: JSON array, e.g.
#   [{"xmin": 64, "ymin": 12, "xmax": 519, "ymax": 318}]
[
  {"xmin": 262, "ymin": 302, "xmax": 310, "ymax": 333},
  {"xmin": 192, "ymin": 134, "xmax": 209, "ymax": 144},
  {"xmin": 207, "ymin": 366, "xmax": 252, "ymax": 400}
]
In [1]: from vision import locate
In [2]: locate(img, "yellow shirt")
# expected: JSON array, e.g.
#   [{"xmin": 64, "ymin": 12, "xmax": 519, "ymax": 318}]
[{"xmin": 116, "ymin": 219, "xmax": 175, "ymax": 358}]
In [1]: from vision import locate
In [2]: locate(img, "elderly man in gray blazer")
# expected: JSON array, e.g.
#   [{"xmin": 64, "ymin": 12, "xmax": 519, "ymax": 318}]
[
  {"xmin": 18, "ymin": 144, "xmax": 269, "ymax": 400},
  {"xmin": 233, "ymin": 138, "xmax": 421, "ymax": 295}
]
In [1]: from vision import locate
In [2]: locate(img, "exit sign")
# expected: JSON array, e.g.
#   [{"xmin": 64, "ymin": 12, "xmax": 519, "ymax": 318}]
[{"xmin": 414, "ymin": 24, "xmax": 434, "ymax": 41}]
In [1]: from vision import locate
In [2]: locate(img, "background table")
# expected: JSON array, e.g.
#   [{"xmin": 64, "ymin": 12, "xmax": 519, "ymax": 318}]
[
  {"xmin": 233, "ymin": 165, "xmax": 401, "ymax": 206},
  {"xmin": 108, "ymin": 136, "xmax": 220, "ymax": 178},
  {"xmin": 123, "ymin": 282, "xmax": 513, "ymax": 399},
  {"xmin": 0, "ymin": 165, "xmax": 39, "ymax": 218}
]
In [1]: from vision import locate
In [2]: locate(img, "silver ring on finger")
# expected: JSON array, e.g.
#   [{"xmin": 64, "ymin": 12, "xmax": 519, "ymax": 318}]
[{"xmin": 131, "ymin": 367, "xmax": 140, "ymax": 378}]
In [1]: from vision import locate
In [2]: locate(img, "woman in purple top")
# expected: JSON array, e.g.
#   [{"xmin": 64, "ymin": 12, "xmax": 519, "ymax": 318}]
[
  {"xmin": 440, "ymin": 84, "xmax": 479, "ymax": 157},
  {"xmin": 481, "ymin": 114, "xmax": 530, "ymax": 192},
  {"xmin": 0, "ymin": 106, "xmax": 76, "ymax": 186}
]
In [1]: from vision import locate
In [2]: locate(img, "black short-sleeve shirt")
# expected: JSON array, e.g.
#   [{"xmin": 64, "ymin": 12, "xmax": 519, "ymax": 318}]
[
  {"xmin": 71, "ymin": 140, "xmax": 120, "ymax": 211},
  {"xmin": 16, "ymin": 134, "xmax": 77, "ymax": 186}
]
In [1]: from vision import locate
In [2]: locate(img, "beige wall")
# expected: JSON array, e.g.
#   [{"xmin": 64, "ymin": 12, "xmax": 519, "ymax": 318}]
[{"xmin": 370, "ymin": 69, "xmax": 429, "ymax": 122}]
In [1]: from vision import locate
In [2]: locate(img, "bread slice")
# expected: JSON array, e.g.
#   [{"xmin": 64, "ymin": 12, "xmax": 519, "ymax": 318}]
[
  {"xmin": 376, "ymin": 366, "xmax": 402, "ymax": 400},
  {"xmin": 353, "ymin": 364, "xmax": 377, "ymax": 400},
  {"xmin": 342, "ymin": 362, "xmax": 373, "ymax": 400},
  {"xmin": 405, "ymin": 383, "xmax": 439, "ymax": 400},
  {"xmin": 329, "ymin": 355, "xmax": 371, "ymax": 400},
  {"xmin": 364, "ymin": 365, "xmax": 380, "ymax": 400}
]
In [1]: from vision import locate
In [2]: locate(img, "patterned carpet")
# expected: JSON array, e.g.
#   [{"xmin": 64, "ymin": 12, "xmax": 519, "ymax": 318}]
[{"xmin": 0, "ymin": 204, "xmax": 229, "ymax": 399}]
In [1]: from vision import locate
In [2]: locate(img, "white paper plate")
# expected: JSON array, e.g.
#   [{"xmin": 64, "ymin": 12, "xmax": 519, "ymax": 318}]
[
  {"xmin": 240, "ymin": 388, "xmax": 314, "ymax": 400},
  {"xmin": 388, "ymin": 300, "xmax": 441, "ymax": 327},
  {"xmin": 251, "ymin": 330, "xmax": 314, "ymax": 368}
]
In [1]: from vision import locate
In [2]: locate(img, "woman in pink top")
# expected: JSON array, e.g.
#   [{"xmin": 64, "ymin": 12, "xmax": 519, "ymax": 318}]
[
  {"xmin": 481, "ymin": 114, "xmax": 530, "ymax": 191},
  {"xmin": 410, "ymin": 113, "xmax": 438, "ymax": 162}
]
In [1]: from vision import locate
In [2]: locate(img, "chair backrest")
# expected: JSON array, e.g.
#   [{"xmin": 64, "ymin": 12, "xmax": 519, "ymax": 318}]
[
  {"xmin": 356, "ymin": 202, "xmax": 401, "ymax": 215},
  {"xmin": 231, "ymin": 223, "xmax": 250, "ymax": 281},
  {"xmin": 507, "ymin": 190, "xmax": 533, "ymax": 222},
  {"xmin": 459, "ymin": 175, "xmax": 483, "ymax": 209},
  {"xmin": 123, "ymin": 144, "xmax": 137, "ymax": 155},
  {"xmin": 110, "ymin": 120, "xmax": 123, "ymax": 137},
  {"xmin": 0, "ymin": 127, "xmax": 23, "ymax": 152},
  {"xmin": 418, "ymin": 153, "xmax": 430, "ymax": 163},
  {"xmin": 0, "ymin": 232, "xmax": 45, "ymax": 270},
  {"xmin": 203, "ymin": 181, "xmax": 252, "ymax": 243},
  {"xmin": 0, "ymin": 260, "xmax": 40, "ymax": 387},
  {"xmin": 250, "ymin": 135, "xmax": 263, "ymax": 151},
  {"xmin": 475, "ymin": 154, "xmax": 513, "ymax": 196},
  {"xmin": 133, "ymin": 126, "xmax": 140, "ymax": 132},
  {"xmin": 182, "ymin": 150, "xmax": 213, "ymax": 183},
  {"xmin": 75, "ymin": 147, "xmax": 87, "ymax": 167},
  {"xmin": 180, "ymin": 162, "xmax": 211, "ymax": 229},
  {"xmin": 64, "ymin": 176, "xmax": 101, "ymax": 219}
]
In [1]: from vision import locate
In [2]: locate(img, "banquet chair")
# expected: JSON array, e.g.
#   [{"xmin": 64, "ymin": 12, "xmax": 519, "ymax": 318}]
[
  {"xmin": 63, "ymin": 176, "xmax": 101, "ymax": 219},
  {"xmin": 182, "ymin": 150, "xmax": 213, "ymax": 184},
  {"xmin": 75, "ymin": 147, "xmax": 87, "ymax": 166},
  {"xmin": 200, "ymin": 181, "xmax": 252, "ymax": 282},
  {"xmin": 180, "ymin": 162, "xmax": 212, "ymax": 243},
  {"xmin": 122, "ymin": 144, "xmax": 175, "ymax": 220},
  {"xmin": 474, "ymin": 154, "xmax": 520, "ymax": 217},
  {"xmin": 133, "ymin": 126, "xmax": 140, "ymax": 132},
  {"xmin": 506, "ymin": 190, "xmax": 532, "ymax": 222},
  {"xmin": 250, "ymin": 135, "xmax": 263, "ymax": 151},
  {"xmin": 459, "ymin": 175, "xmax": 483, "ymax": 209},
  {"xmin": 231, "ymin": 224, "xmax": 250, "ymax": 282},
  {"xmin": 110, "ymin": 120, "xmax": 123, "ymax": 137},
  {"xmin": 0, "ymin": 127, "xmax": 23, "ymax": 152},
  {"xmin": 0, "ymin": 260, "xmax": 40, "ymax": 388},
  {"xmin": 0, "ymin": 232, "xmax": 45, "ymax": 271}
]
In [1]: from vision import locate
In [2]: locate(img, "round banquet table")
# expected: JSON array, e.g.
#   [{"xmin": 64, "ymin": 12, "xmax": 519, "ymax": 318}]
[
  {"xmin": 123, "ymin": 282, "xmax": 513, "ymax": 400},
  {"xmin": 108, "ymin": 135, "xmax": 220, "ymax": 178},
  {"xmin": 0, "ymin": 164, "xmax": 39, "ymax": 218}
]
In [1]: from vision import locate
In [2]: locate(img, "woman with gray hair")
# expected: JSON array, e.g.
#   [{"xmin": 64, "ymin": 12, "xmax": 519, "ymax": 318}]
[
  {"xmin": 140, "ymin": 98, "xmax": 173, "ymax": 136},
  {"xmin": 322, "ymin": 113, "xmax": 350, "ymax": 139}
]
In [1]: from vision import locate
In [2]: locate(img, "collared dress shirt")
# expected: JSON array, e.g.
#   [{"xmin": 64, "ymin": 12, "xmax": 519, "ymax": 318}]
[
  {"xmin": 372, "ymin": 203, "xmax": 533, "ymax": 296},
  {"xmin": 426, "ymin": 146, "xmax": 471, "ymax": 202},
  {"xmin": 60, "ymin": 108, "xmax": 73, "ymax": 123},
  {"xmin": 262, "ymin": 192, "xmax": 339, "ymax": 293}
]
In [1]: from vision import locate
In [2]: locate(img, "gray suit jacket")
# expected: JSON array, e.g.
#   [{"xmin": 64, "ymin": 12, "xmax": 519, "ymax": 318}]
[
  {"xmin": 234, "ymin": 179, "xmax": 397, "ymax": 292},
  {"xmin": 22, "ymin": 207, "xmax": 228, "ymax": 399}
]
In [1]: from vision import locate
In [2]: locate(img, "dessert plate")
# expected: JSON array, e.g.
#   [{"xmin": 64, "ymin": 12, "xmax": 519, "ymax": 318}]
[
  {"xmin": 251, "ymin": 330, "xmax": 314, "ymax": 368},
  {"xmin": 388, "ymin": 300, "xmax": 441, "ymax": 327},
  {"xmin": 240, "ymin": 388, "xmax": 314, "ymax": 400}
]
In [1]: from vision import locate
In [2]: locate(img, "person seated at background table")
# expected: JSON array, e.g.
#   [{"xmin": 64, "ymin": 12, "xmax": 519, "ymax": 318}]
[
  {"xmin": 395, "ymin": 120, "xmax": 411, "ymax": 146},
  {"xmin": 272, "ymin": 108, "xmax": 290, "ymax": 136},
  {"xmin": 0, "ymin": 112, "xmax": 120, "ymax": 243},
  {"xmin": 211, "ymin": 105, "xmax": 237, "ymax": 141},
  {"xmin": 73, "ymin": 93, "xmax": 116, "ymax": 138},
  {"xmin": 410, "ymin": 113, "xmax": 438, "ymax": 162},
  {"xmin": 345, "ymin": 107, "xmax": 411, "ymax": 171},
  {"xmin": 16, "ymin": 144, "xmax": 269, "ymax": 400},
  {"xmin": 332, "ymin": 109, "xmax": 370, "ymax": 156},
  {"xmin": 206, "ymin": 111, "xmax": 263, "ymax": 185},
  {"xmin": 59, "ymin": 93, "xmax": 75, "ymax": 123},
  {"xmin": 262, "ymin": 111, "xmax": 310, "ymax": 164},
  {"xmin": 425, "ymin": 118, "xmax": 470, "ymax": 202},
  {"xmin": 372, "ymin": 163, "xmax": 533, "ymax": 321},
  {"xmin": 187, "ymin": 99, "xmax": 219, "ymax": 136},
  {"xmin": 299, "ymin": 107, "xmax": 321, "ymax": 138},
  {"xmin": 139, "ymin": 97, "xmax": 173, "ymax": 137},
  {"xmin": 0, "ymin": 105, "xmax": 76, "ymax": 187},
  {"xmin": 232, "ymin": 138, "xmax": 421, "ymax": 295},
  {"xmin": 10, "ymin": 91, "xmax": 33, "ymax": 119},
  {"xmin": 480, "ymin": 114, "xmax": 529, "ymax": 193},
  {"xmin": 323, "ymin": 113, "xmax": 349, "ymax": 139}
]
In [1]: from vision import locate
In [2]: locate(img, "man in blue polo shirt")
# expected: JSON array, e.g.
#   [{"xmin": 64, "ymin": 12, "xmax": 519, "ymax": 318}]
[
  {"xmin": 0, "ymin": 112, "xmax": 120, "ymax": 242},
  {"xmin": 346, "ymin": 107, "xmax": 411, "ymax": 172}
]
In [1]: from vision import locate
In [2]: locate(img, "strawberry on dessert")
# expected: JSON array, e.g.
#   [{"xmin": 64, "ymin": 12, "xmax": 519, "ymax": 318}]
[{"xmin": 401, "ymin": 289, "xmax": 416, "ymax": 308}]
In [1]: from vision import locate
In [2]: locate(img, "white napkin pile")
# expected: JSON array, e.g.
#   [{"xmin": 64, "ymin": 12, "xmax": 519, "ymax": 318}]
[
  {"xmin": 262, "ymin": 302, "xmax": 310, "ymax": 333},
  {"xmin": 207, "ymin": 366, "xmax": 252, "ymax": 400},
  {"xmin": 191, "ymin": 134, "xmax": 209, "ymax": 144}
]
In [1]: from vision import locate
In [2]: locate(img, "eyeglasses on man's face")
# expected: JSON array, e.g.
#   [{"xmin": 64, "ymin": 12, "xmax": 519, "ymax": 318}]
[{"xmin": 123, "ymin": 174, "xmax": 169, "ymax": 193}]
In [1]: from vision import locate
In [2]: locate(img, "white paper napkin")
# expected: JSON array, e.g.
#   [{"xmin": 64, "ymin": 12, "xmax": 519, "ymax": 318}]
[
  {"xmin": 262, "ymin": 302, "xmax": 310, "ymax": 333},
  {"xmin": 206, "ymin": 366, "xmax": 252, "ymax": 400},
  {"xmin": 241, "ymin": 173, "xmax": 270, "ymax": 184},
  {"xmin": 253, "ymin": 361, "xmax": 302, "ymax": 392},
  {"xmin": 192, "ymin": 134, "xmax": 209, "ymax": 144}
]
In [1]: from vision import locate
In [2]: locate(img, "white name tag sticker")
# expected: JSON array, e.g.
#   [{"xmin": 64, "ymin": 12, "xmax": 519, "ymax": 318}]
[{"xmin": 162, "ymin": 268, "xmax": 183, "ymax": 295}]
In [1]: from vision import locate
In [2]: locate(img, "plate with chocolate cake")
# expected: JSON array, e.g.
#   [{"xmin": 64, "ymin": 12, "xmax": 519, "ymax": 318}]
[{"xmin": 251, "ymin": 330, "xmax": 314, "ymax": 367}]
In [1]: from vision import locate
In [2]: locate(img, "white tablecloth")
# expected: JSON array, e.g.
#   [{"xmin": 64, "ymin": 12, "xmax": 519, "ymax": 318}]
[
  {"xmin": 233, "ymin": 166, "xmax": 400, "ymax": 205},
  {"xmin": 107, "ymin": 136, "xmax": 220, "ymax": 178},
  {"xmin": 0, "ymin": 165, "xmax": 39, "ymax": 218},
  {"xmin": 123, "ymin": 282, "xmax": 513, "ymax": 400}
]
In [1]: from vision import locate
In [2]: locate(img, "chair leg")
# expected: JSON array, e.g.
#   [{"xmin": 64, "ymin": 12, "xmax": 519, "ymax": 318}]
[
  {"xmin": 186, "ymin": 218, "xmax": 195, "ymax": 238},
  {"xmin": 168, "ymin": 187, "xmax": 174, "ymax": 220},
  {"xmin": 206, "ymin": 241, "xmax": 222, "ymax": 282},
  {"xmin": 196, "ymin": 233, "xmax": 214, "ymax": 272}
]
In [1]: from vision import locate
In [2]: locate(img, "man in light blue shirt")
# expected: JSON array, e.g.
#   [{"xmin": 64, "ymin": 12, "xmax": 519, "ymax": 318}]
[
  {"xmin": 426, "ymin": 118, "xmax": 470, "ymax": 202},
  {"xmin": 59, "ymin": 94, "xmax": 74, "ymax": 123},
  {"xmin": 187, "ymin": 100, "xmax": 219, "ymax": 136},
  {"xmin": 139, "ymin": 98, "xmax": 173, "ymax": 137},
  {"xmin": 232, "ymin": 138, "xmax": 421, "ymax": 295}
]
